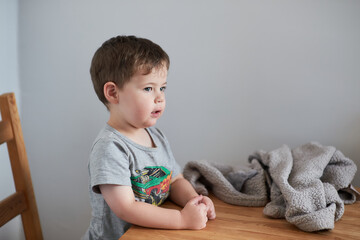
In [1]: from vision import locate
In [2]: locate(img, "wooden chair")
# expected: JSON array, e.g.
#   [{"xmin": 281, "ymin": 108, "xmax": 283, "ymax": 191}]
[{"xmin": 0, "ymin": 92, "xmax": 43, "ymax": 239}]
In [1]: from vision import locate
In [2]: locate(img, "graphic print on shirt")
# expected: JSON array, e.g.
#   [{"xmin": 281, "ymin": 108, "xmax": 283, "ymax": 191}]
[{"xmin": 131, "ymin": 166, "xmax": 172, "ymax": 206}]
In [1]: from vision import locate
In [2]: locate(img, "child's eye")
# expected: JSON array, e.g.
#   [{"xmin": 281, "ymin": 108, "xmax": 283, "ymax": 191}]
[
  {"xmin": 144, "ymin": 87, "xmax": 152, "ymax": 92},
  {"xmin": 160, "ymin": 86, "xmax": 166, "ymax": 92}
]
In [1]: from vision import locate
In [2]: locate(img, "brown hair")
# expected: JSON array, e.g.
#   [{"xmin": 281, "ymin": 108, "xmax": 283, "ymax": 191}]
[{"xmin": 90, "ymin": 35, "xmax": 170, "ymax": 106}]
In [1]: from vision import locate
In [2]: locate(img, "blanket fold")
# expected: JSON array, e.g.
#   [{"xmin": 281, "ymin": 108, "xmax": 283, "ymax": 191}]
[
  {"xmin": 183, "ymin": 160, "xmax": 268, "ymax": 206},
  {"xmin": 183, "ymin": 142, "xmax": 358, "ymax": 232}
]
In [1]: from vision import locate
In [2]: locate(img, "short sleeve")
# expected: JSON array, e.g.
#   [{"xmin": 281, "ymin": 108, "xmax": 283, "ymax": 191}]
[
  {"xmin": 169, "ymin": 153, "xmax": 182, "ymax": 179},
  {"xmin": 89, "ymin": 137, "xmax": 131, "ymax": 194},
  {"xmin": 153, "ymin": 127, "xmax": 182, "ymax": 179}
]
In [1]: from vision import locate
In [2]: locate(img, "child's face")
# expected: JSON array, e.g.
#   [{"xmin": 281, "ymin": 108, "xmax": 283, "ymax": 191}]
[{"xmin": 115, "ymin": 66, "xmax": 167, "ymax": 129}]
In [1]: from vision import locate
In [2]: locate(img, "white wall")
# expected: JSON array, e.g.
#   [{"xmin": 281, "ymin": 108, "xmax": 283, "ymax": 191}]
[
  {"xmin": 3, "ymin": 0, "xmax": 359, "ymax": 239},
  {"xmin": 0, "ymin": 0, "xmax": 24, "ymax": 239}
]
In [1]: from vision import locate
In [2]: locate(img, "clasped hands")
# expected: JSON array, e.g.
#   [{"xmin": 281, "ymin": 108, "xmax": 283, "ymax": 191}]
[{"xmin": 180, "ymin": 195, "xmax": 216, "ymax": 230}]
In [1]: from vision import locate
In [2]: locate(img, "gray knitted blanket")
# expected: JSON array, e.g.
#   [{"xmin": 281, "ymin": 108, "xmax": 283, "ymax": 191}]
[{"xmin": 183, "ymin": 142, "xmax": 358, "ymax": 232}]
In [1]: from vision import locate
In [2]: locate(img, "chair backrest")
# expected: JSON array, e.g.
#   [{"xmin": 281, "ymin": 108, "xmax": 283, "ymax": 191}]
[{"xmin": 0, "ymin": 93, "xmax": 43, "ymax": 240}]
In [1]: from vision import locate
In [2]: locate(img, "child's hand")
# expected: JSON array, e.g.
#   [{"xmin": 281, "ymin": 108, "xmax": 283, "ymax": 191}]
[
  {"xmin": 180, "ymin": 195, "xmax": 208, "ymax": 230},
  {"xmin": 200, "ymin": 196, "xmax": 216, "ymax": 219}
]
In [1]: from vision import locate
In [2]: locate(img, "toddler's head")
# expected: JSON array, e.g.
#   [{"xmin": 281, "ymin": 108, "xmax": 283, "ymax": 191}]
[{"xmin": 90, "ymin": 36, "xmax": 170, "ymax": 107}]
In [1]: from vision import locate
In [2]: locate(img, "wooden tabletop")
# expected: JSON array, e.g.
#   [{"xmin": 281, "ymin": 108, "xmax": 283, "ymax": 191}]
[{"xmin": 121, "ymin": 191, "xmax": 360, "ymax": 240}]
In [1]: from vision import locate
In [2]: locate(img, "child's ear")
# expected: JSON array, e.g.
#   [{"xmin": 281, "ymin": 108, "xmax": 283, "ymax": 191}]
[{"xmin": 104, "ymin": 82, "xmax": 119, "ymax": 104}]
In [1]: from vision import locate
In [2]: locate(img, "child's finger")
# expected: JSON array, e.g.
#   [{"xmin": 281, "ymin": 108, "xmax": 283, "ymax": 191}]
[
  {"xmin": 199, "ymin": 204, "xmax": 209, "ymax": 220},
  {"xmin": 189, "ymin": 195, "xmax": 203, "ymax": 205},
  {"xmin": 208, "ymin": 208, "xmax": 216, "ymax": 219}
]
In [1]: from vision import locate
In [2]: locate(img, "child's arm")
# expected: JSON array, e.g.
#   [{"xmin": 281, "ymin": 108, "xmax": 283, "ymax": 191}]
[
  {"xmin": 100, "ymin": 184, "xmax": 208, "ymax": 230},
  {"xmin": 170, "ymin": 174, "xmax": 199, "ymax": 206},
  {"xmin": 170, "ymin": 174, "xmax": 216, "ymax": 219}
]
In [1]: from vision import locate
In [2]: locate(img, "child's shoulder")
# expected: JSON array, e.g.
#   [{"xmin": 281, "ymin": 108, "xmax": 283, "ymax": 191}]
[
  {"xmin": 93, "ymin": 124, "xmax": 118, "ymax": 141},
  {"xmin": 91, "ymin": 124, "xmax": 128, "ymax": 151}
]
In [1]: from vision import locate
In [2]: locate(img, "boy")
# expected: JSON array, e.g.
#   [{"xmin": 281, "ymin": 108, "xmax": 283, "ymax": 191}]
[{"xmin": 83, "ymin": 36, "xmax": 216, "ymax": 240}]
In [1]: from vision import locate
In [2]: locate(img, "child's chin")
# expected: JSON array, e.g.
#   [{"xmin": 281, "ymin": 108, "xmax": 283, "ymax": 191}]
[{"xmin": 143, "ymin": 121, "xmax": 157, "ymax": 128}]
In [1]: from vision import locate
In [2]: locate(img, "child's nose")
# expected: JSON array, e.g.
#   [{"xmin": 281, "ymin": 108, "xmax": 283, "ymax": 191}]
[{"xmin": 155, "ymin": 93, "xmax": 164, "ymax": 103}]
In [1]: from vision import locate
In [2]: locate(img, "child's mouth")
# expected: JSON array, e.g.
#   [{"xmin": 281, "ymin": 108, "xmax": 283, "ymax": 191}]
[{"xmin": 151, "ymin": 110, "xmax": 162, "ymax": 117}]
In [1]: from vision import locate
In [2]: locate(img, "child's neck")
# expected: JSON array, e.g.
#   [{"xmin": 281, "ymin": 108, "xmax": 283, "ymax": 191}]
[{"xmin": 107, "ymin": 120, "xmax": 155, "ymax": 148}]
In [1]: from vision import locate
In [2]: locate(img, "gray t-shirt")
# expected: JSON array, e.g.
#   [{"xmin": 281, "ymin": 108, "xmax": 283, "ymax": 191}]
[{"xmin": 82, "ymin": 124, "xmax": 181, "ymax": 240}]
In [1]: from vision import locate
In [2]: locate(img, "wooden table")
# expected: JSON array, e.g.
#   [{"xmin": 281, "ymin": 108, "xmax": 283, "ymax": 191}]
[{"xmin": 121, "ymin": 190, "xmax": 360, "ymax": 240}]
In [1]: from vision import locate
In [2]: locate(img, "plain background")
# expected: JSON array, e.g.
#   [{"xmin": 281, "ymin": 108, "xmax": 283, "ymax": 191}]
[{"xmin": 1, "ymin": 0, "xmax": 359, "ymax": 239}]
